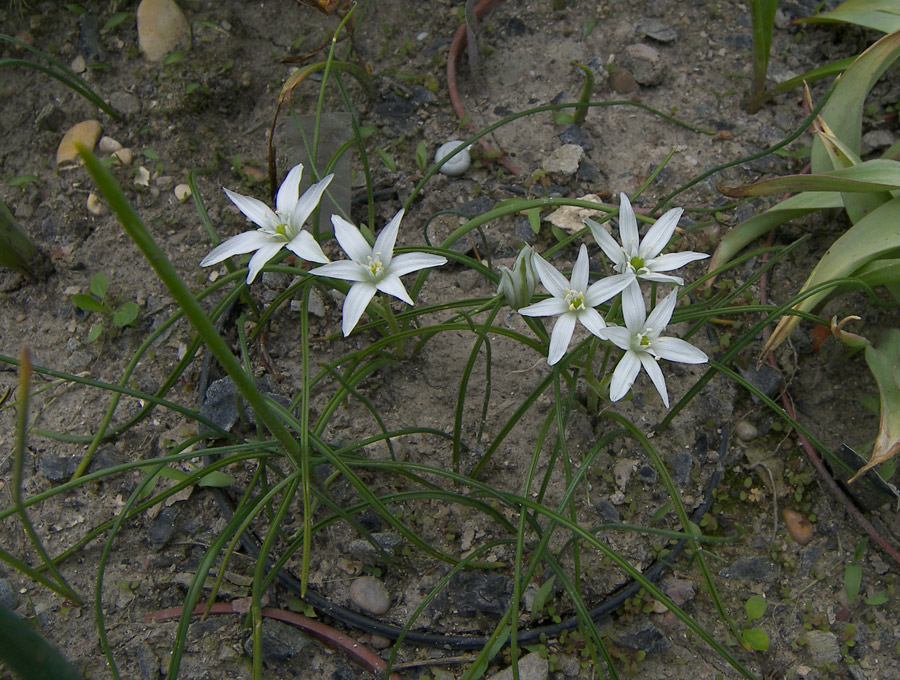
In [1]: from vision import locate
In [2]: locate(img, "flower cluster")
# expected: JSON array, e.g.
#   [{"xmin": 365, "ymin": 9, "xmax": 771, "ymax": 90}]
[
  {"xmin": 511, "ymin": 193, "xmax": 709, "ymax": 407},
  {"xmin": 201, "ymin": 163, "xmax": 446, "ymax": 335}
]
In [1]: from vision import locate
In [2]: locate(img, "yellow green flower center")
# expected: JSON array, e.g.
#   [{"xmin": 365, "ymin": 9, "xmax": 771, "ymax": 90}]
[
  {"xmin": 367, "ymin": 254, "xmax": 385, "ymax": 278},
  {"xmin": 564, "ymin": 288, "xmax": 585, "ymax": 312},
  {"xmin": 629, "ymin": 256, "xmax": 645, "ymax": 271}
]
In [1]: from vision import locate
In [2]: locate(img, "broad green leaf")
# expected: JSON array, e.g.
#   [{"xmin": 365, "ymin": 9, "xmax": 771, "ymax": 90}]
[
  {"xmin": 197, "ymin": 470, "xmax": 234, "ymax": 487},
  {"xmin": 774, "ymin": 57, "xmax": 856, "ymax": 94},
  {"xmin": 850, "ymin": 331, "xmax": 900, "ymax": 480},
  {"xmin": 375, "ymin": 147, "xmax": 396, "ymax": 172},
  {"xmin": 708, "ymin": 192, "xmax": 844, "ymax": 275},
  {"xmin": 799, "ymin": 0, "xmax": 900, "ymax": 33},
  {"xmin": 102, "ymin": 11, "xmax": 133, "ymax": 32},
  {"xmin": 70, "ymin": 293, "xmax": 109, "ymax": 314},
  {"xmin": 811, "ymin": 28, "xmax": 900, "ymax": 175},
  {"xmin": 720, "ymin": 159, "xmax": 900, "ymax": 197},
  {"xmin": 845, "ymin": 562, "xmax": 862, "ymax": 603},
  {"xmin": 113, "ymin": 301, "xmax": 139, "ymax": 327},
  {"xmin": 866, "ymin": 591, "xmax": 889, "ymax": 605},
  {"xmin": 741, "ymin": 628, "xmax": 769, "ymax": 651},
  {"xmin": 745, "ymin": 594, "xmax": 766, "ymax": 622},
  {"xmin": 0, "ymin": 602, "xmax": 84, "ymax": 680},
  {"xmin": 90, "ymin": 272, "xmax": 108, "ymax": 299},
  {"xmin": 530, "ymin": 575, "xmax": 556, "ymax": 619},
  {"xmin": 527, "ymin": 207, "xmax": 541, "ymax": 234},
  {"xmin": 87, "ymin": 321, "xmax": 104, "ymax": 343},
  {"xmin": 764, "ymin": 196, "xmax": 900, "ymax": 352},
  {"xmin": 415, "ymin": 141, "xmax": 427, "ymax": 173}
]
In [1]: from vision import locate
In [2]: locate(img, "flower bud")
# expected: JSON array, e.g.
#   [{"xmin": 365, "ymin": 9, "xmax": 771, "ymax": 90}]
[{"xmin": 498, "ymin": 245, "xmax": 537, "ymax": 309}]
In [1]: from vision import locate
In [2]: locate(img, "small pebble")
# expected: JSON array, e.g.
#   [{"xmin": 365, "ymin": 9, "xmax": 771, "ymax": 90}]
[
  {"xmin": 173, "ymin": 184, "xmax": 192, "ymax": 202},
  {"xmin": 608, "ymin": 68, "xmax": 637, "ymax": 93},
  {"xmin": 86, "ymin": 193, "xmax": 104, "ymax": 215},
  {"xmin": 135, "ymin": 166, "xmax": 151, "ymax": 187},
  {"xmin": 782, "ymin": 508, "xmax": 814, "ymax": 545},
  {"xmin": 735, "ymin": 420, "xmax": 758, "ymax": 442},
  {"xmin": 113, "ymin": 148, "xmax": 133, "ymax": 165},
  {"xmin": 70, "ymin": 54, "xmax": 86, "ymax": 74},
  {"xmin": 137, "ymin": 0, "xmax": 190, "ymax": 62},
  {"xmin": 56, "ymin": 120, "xmax": 102, "ymax": 164},
  {"xmin": 349, "ymin": 576, "xmax": 390, "ymax": 615},
  {"xmin": 99, "ymin": 136, "xmax": 123, "ymax": 154}
]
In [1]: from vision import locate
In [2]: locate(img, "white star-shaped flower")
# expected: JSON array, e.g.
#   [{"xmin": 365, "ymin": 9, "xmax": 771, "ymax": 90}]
[
  {"xmin": 584, "ymin": 192, "xmax": 708, "ymax": 293},
  {"xmin": 602, "ymin": 285, "xmax": 708, "ymax": 407},
  {"xmin": 519, "ymin": 244, "xmax": 630, "ymax": 365},
  {"xmin": 200, "ymin": 163, "xmax": 333, "ymax": 283},
  {"xmin": 309, "ymin": 209, "xmax": 447, "ymax": 336}
]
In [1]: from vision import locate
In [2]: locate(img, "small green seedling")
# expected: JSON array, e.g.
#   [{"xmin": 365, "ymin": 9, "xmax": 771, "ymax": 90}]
[
  {"xmin": 740, "ymin": 594, "xmax": 769, "ymax": 651},
  {"xmin": 70, "ymin": 273, "xmax": 139, "ymax": 342},
  {"xmin": 415, "ymin": 141, "xmax": 428, "ymax": 173}
]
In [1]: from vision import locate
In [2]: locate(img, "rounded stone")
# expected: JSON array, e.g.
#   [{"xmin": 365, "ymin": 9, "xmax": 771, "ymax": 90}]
[
  {"xmin": 435, "ymin": 140, "xmax": 471, "ymax": 176},
  {"xmin": 99, "ymin": 136, "xmax": 123, "ymax": 154},
  {"xmin": 174, "ymin": 184, "xmax": 192, "ymax": 202},
  {"xmin": 735, "ymin": 420, "xmax": 758, "ymax": 442},
  {"xmin": 349, "ymin": 576, "xmax": 391, "ymax": 615},
  {"xmin": 137, "ymin": 0, "xmax": 190, "ymax": 62},
  {"xmin": 56, "ymin": 120, "xmax": 102, "ymax": 164}
]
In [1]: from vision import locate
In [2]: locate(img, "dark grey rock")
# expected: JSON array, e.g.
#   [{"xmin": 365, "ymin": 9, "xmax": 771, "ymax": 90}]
[
  {"xmin": 458, "ymin": 196, "xmax": 494, "ymax": 218},
  {"xmin": 148, "ymin": 505, "xmax": 179, "ymax": 549},
  {"xmin": 557, "ymin": 124, "xmax": 594, "ymax": 151},
  {"xmin": 200, "ymin": 376, "xmax": 241, "ymax": 432},
  {"xmin": 449, "ymin": 571, "xmax": 512, "ymax": 616},
  {"xmin": 719, "ymin": 557, "xmax": 779, "ymax": 582},
  {"xmin": 615, "ymin": 622, "xmax": 669, "ymax": 654},
  {"xmin": 0, "ymin": 578, "xmax": 16, "ymax": 609},
  {"xmin": 242, "ymin": 619, "xmax": 312, "ymax": 664},
  {"xmin": 637, "ymin": 464, "xmax": 658, "ymax": 483},
  {"xmin": 737, "ymin": 364, "xmax": 783, "ymax": 402},
  {"xmin": 576, "ymin": 162, "xmax": 598, "ymax": 182},
  {"xmin": 39, "ymin": 455, "xmax": 81, "ymax": 482},
  {"xmin": 666, "ymin": 451, "xmax": 692, "ymax": 487},
  {"xmin": 636, "ymin": 18, "xmax": 677, "ymax": 42},
  {"xmin": 348, "ymin": 533, "xmax": 404, "ymax": 563},
  {"xmin": 35, "ymin": 103, "xmax": 66, "ymax": 132},
  {"xmin": 410, "ymin": 85, "xmax": 436, "ymax": 105},
  {"xmin": 594, "ymin": 499, "xmax": 620, "ymax": 523}
]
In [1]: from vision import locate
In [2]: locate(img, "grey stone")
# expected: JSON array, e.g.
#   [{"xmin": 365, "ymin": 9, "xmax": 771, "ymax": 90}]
[
  {"xmin": 614, "ymin": 622, "xmax": 669, "ymax": 654},
  {"xmin": 0, "ymin": 578, "xmax": 16, "ymax": 609},
  {"xmin": 862, "ymin": 129, "xmax": 895, "ymax": 152},
  {"xmin": 542, "ymin": 144, "xmax": 584, "ymax": 183},
  {"xmin": 458, "ymin": 196, "xmax": 493, "ymax": 218},
  {"xmin": 200, "ymin": 376, "xmax": 241, "ymax": 432},
  {"xmin": 637, "ymin": 464, "xmax": 657, "ymax": 483},
  {"xmin": 40, "ymin": 455, "xmax": 81, "ymax": 482},
  {"xmin": 636, "ymin": 17, "xmax": 677, "ymax": 42},
  {"xmin": 804, "ymin": 629, "xmax": 841, "ymax": 665},
  {"xmin": 242, "ymin": 619, "xmax": 312, "ymax": 664},
  {"xmin": 348, "ymin": 533, "xmax": 404, "ymax": 563},
  {"xmin": 108, "ymin": 92, "xmax": 142, "ymax": 117},
  {"xmin": 486, "ymin": 652, "xmax": 548, "ymax": 680},
  {"xmin": 594, "ymin": 499, "xmax": 620, "ymax": 523},
  {"xmin": 719, "ymin": 556, "xmax": 779, "ymax": 583},
  {"xmin": 576, "ymin": 162, "xmax": 599, "ymax": 182},
  {"xmin": 666, "ymin": 451, "xmax": 692, "ymax": 487},
  {"xmin": 449, "ymin": 571, "xmax": 512, "ymax": 616},
  {"xmin": 623, "ymin": 43, "xmax": 666, "ymax": 87},
  {"xmin": 737, "ymin": 364, "xmax": 783, "ymax": 401},
  {"xmin": 349, "ymin": 576, "xmax": 391, "ymax": 615},
  {"xmin": 556, "ymin": 124, "xmax": 594, "ymax": 151},
  {"xmin": 735, "ymin": 420, "xmax": 759, "ymax": 442},
  {"xmin": 148, "ymin": 505, "xmax": 179, "ymax": 549},
  {"xmin": 34, "ymin": 103, "xmax": 66, "ymax": 132}
]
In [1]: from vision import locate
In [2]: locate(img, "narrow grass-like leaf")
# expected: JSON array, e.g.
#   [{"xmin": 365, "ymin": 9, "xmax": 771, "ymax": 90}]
[
  {"xmin": 747, "ymin": 0, "xmax": 778, "ymax": 113},
  {"xmin": 0, "ymin": 602, "xmax": 84, "ymax": 680},
  {"xmin": 720, "ymin": 158, "xmax": 900, "ymax": 196}
]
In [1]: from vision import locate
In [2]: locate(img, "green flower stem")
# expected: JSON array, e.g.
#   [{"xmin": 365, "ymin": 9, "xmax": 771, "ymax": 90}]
[{"xmin": 77, "ymin": 143, "xmax": 303, "ymax": 468}]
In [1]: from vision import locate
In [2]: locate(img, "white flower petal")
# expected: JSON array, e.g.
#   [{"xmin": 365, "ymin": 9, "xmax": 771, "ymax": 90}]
[
  {"xmin": 600, "ymin": 326, "xmax": 631, "ymax": 351},
  {"xmin": 585, "ymin": 273, "xmax": 632, "ymax": 307},
  {"xmin": 646, "ymin": 289, "xmax": 678, "ymax": 330},
  {"xmin": 388, "ymin": 252, "xmax": 447, "ymax": 277},
  {"xmin": 519, "ymin": 297, "xmax": 569, "ymax": 318},
  {"xmin": 332, "ymin": 215, "xmax": 374, "ymax": 263},
  {"xmin": 640, "ymin": 207, "xmax": 682, "ymax": 258},
  {"xmin": 309, "ymin": 260, "xmax": 369, "ymax": 282},
  {"xmin": 585, "ymin": 217, "xmax": 626, "ymax": 266},
  {"xmin": 621, "ymin": 281, "xmax": 646, "ymax": 332},
  {"xmin": 639, "ymin": 353, "xmax": 669, "ymax": 407},
  {"xmin": 617, "ymin": 193, "xmax": 639, "ymax": 255},
  {"xmin": 639, "ymin": 272, "xmax": 684, "ymax": 285},
  {"xmin": 570, "ymin": 244, "xmax": 590, "ymax": 292},
  {"xmin": 200, "ymin": 231, "xmax": 276, "ymax": 266},
  {"xmin": 373, "ymin": 209, "xmax": 404, "ymax": 264},
  {"xmin": 652, "ymin": 337, "xmax": 708, "ymax": 364},
  {"xmin": 286, "ymin": 230, "xmax": 329, "ymax": 263},
  {"xmin": 342, "ymin": 282, "xmax": 377, "ymax": 336},
  {"xmin": 531, "ymin": 253, "xmax": 571, "ymax": 299},
  {"xmin": 375, "ymin": 273, "xmax": 414, "ymax": 305},
  {"xmin": 649, "ymin": 251, "xmax": 709, "ymax": 272},
  {"xmin": 289, "ymin": 173, "xmax": 333, "ymax": 232},
  {"xmin": 246, "ymin": 242, "xmax": 285, "ymax": 283},
  {"xmin": 276, "ymin": 163, "xmax": 304, "ymax": 215},
  {"xmin": 224, "ymin": 188, "xmax": 279, "ymax": 231},
  {"xmin": 548, "ymin": 313, "xmax": 577, "ymax": 365},
  {"xmin": 579, "ymin": 307, "xmax": 607, "ymax": 337},
  {"xmin": 610, "ymin": 351, "xmax": 641, "ymax": 401}
]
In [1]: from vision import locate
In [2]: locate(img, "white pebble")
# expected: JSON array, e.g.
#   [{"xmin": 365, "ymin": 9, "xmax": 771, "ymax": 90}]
[
  {"xmin": 86, "ymin": 193, "xmax": 104, "ymax": 215},
  {"xmin": 435, "ymin": 140, "xmax": 471, "ymax": 176},
  {"xmin": 99, "ymin": 136, "xmax": 123, "ymax": 154},
  {"xmin": 135, "ymin": 166, "xmax": 151, "ymax": 187},
  {"xmin": 173, "ymin": 184, "xmax": 192, "ymax": 202}
]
